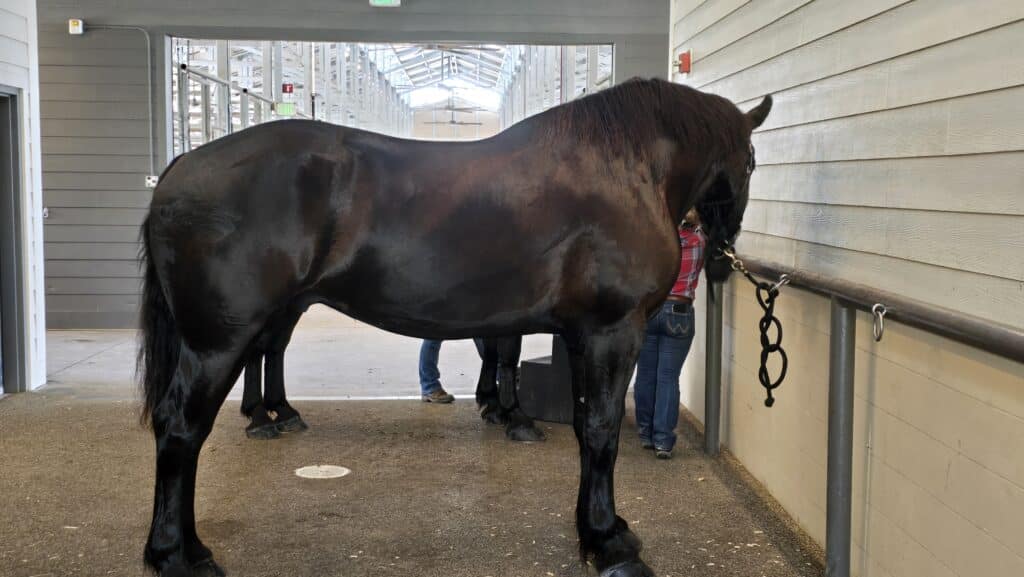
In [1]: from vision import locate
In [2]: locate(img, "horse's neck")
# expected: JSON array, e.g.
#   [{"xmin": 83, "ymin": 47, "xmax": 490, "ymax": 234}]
[{"xmin": 663, "ymin": 150, "xmax": 717, "ymax": 227}]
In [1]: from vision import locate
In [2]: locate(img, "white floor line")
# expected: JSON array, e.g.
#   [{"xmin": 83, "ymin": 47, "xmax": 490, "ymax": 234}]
[{"xmin": 282, "ymin": 394, "xmax": 476, "ymax": 401}]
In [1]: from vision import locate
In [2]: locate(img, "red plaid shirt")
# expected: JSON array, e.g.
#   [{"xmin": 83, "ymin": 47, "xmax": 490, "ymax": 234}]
[{"xmin": 670, "ymin": 224, "xmax": 706, "ymax": 299}]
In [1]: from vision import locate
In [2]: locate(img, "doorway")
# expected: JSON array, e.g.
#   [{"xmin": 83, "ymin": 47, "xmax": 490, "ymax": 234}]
[{"xmin": 0, "ymin": 89, "xmax": 26, "ymax": 394}]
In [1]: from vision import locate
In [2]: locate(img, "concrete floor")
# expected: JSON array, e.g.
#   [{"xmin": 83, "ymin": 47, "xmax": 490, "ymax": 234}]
[{"xmin": 0, "ymin": 307, "xmax": 822, "ymax": 577}]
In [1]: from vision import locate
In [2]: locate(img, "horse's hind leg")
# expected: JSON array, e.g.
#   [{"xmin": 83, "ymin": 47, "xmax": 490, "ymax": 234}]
[
  {"xmin": 241, "ymin": 352, "xmax": 279, "ymax": 440},
  {"xmin": 262, "ymin": 310, "xmax": 308, "ymax": 433},
  {"xmin": 145, "ymin": 342, "xmax": 248, "ymax": 577},
  {"xmin": 567, "ymin": 317, "xmax": 654, "ymax": 577},
  {"xmin": 497, "ymin": 337, "xmax": 546, "ymax": 443}
]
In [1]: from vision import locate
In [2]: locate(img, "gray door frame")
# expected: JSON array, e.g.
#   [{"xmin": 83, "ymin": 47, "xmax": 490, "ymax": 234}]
[{"xmin": 0, "ymin": 86, "xmax": 27, "ymax": 394}]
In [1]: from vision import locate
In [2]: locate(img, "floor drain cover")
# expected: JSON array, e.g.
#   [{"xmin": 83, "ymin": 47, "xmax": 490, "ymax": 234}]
[{"xmin": 294, "ymin": 465, "xmax": 351, "ymax": 479}]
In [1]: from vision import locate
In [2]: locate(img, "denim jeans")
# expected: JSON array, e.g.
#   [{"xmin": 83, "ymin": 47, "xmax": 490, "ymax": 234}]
[
  {"xmin": 633, "ymin": 301, "xmax": 696, "ymax": 450},
  {"xmin": 418, "ymin": 339, "xmax": 444, "ymax": 395},
  {"xmin": 419, "ymin": 339, "xmax": 488, "ymax": 395}
]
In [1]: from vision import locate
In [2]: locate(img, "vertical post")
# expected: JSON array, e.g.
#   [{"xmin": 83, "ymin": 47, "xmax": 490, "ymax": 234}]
[
  {"xmin": 826, "ymin": 298, "xmax": 855, "ymax": 577},
  {"xmin": 200, "ymin": 83, "xmax": 211, "ymax": 144},
  {"xmin": 704, "ymin": 281, "xmax": 723, "ymax": 456},
  {"xmin": 560, "ymin": 45, "xmax": 574, "ymax": 104},
  {"xmin": 303, "ymin": 42, "xmax": 314, "ymax": 118},
  {"xmin": 216, "ymin": 40, "xmax": 231, "ymax": 135},
  {"xmin": 261, "ymin": 41, "xmax": 273, "ymax": 101},
  {"xmin": 586, "ymin": 45, "xmax": 600, "ymax": 95},
  {"xmin": 272, "ymin": 41, "xmax": 283, "ymax": 105},
  {"xmin": 177, "ymin": 66, "xmax": 190, "ymax": 153},
  {"xmin": 239, "ymin": 89, "xmax": 250, "ymax": 129}
]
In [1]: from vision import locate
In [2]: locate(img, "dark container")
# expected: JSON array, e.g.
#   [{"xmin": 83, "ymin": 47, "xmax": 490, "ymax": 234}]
[{"xmin": 518, "ymin": 335, "xmax": 574, "ymax": 425}]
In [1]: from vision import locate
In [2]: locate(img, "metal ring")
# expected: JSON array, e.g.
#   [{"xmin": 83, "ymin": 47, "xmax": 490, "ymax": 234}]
[
  {"xmin": 872, "ymin": 303, "xmax": 887, "ymax": 342},
  {"xmin": 771, "ymin": 274, "xmax": 790, "ymax": 293}
]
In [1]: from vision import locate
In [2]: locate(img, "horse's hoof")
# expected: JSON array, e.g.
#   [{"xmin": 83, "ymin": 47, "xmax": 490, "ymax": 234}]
[
  {"xmin": 506, "ymin": 423, "xmax": 546, "ymax": 443},
  {"xmin": 191, "ymin": 559, "xmax": 227, "ymax": 577},
  {"xmin": 245, "ymin": 423, "xmax": 280, "ymax": 440},
  {"xmin": 600, "ymin": 560, "xmax": 655, "ymax": 577},
  {"xmin": 480, "ymin": 407, "xmax": 508, "ymax": 425},
  {"xmin": 275, "ymin": 415, "xmax": 309, "ymax": 433},
  {"xmin": 158, "ymin": 558, "xmax": 226, "ymax": 577}
]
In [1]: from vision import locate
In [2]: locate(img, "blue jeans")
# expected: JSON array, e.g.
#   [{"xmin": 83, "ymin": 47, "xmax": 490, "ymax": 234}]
[
  {"xmin": 419, "ymin": 339, "xmax": 486, "ymax": 394},
  {"xmin": 419, "ymin": 340, "xmax": 444, "ymax": 395},
  {"xmin": 634, "ymin": 301, "xmax": 696, "ymax": 450}
]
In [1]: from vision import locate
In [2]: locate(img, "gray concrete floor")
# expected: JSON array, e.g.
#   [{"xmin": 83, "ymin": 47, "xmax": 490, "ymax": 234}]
[{"xmin": 1, "ymin": 306, "xmax": 822, "ymax": 577}]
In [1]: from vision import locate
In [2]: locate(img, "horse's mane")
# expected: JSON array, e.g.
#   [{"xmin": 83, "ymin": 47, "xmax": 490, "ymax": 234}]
[{"xmin": 534, "ymin": 77, "xmax": 749, "ymax": 160}]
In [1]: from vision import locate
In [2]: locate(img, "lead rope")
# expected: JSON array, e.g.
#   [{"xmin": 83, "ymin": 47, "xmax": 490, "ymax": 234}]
[{"xmin": 719, "ymin": 247, "xmax": 789, "ymax": 407}]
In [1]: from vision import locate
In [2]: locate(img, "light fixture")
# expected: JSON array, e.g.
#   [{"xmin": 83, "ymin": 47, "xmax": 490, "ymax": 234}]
[
  {"xmin": 68, "ymin": 18, "xmax": 84, "ymax": 35},
  {"xmin": 369, "ymin": 0, "xmax": 401, "ymax": 6}
]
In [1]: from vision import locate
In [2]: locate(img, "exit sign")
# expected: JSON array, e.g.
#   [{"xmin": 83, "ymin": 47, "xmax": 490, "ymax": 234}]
[
  {"xmin": 274, "ymin": 102, "xmax": 296, "ymax": 117},
  {"xmin": 370, "ymin": 0, "xmax": 401, "ymax": 6}
]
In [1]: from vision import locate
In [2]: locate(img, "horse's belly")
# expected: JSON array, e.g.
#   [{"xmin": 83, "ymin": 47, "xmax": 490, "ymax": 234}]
[{"xmin": 313, "ymin": 254, "xmax": 559, "ymax": 339}]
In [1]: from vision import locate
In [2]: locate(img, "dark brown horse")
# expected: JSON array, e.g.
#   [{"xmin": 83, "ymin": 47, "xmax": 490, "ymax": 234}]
[{"xmin": 138, "ymin": 77, "xmax": 771, "ymax": 577}]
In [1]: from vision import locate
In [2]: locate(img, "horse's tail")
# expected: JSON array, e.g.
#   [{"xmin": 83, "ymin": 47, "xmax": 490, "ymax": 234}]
[{"xmin": 137, "ymin": 214, "xmax": 180, "ymax": 427}]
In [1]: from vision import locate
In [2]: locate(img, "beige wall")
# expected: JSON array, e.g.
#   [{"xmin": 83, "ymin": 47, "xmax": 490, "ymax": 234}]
[
  {"xmin": 1, "ymin": 0, "xmax": 46, "ymax": 389},
  {"xmin": 673, "ymin": 0, "xmax": 1024, "ymax": 328},
  {"xmin": 671, "ymin": 1, "xmax": 1024, "ymax": 576}
]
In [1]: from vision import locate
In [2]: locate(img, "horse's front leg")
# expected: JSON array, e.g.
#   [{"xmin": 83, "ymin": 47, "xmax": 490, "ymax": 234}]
[
  {"xmin": 474, "ymin": 338, "xmax": 507, "ymax": 425},
  {"xmin": 262, "ymin": 311, "xmax": 308, "ymax": 433},
  {"xmin": 567, "ymin": 318, "xmax": 654, "ymax": 577},
  {"xmin": 241, "ymin": 353, "xmax": 279, "ymax": 439}
]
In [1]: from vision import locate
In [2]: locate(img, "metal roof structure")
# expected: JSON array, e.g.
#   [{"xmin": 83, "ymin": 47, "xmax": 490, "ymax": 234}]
[{"xmin": 386, "ymin": 43, "xmax": 509, "ymax": 90}]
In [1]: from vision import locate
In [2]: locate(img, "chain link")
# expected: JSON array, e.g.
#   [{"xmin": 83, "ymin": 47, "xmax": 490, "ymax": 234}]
[{"xmin": 719, "ymin": 247, "xmax": 788, "ymax": 407}]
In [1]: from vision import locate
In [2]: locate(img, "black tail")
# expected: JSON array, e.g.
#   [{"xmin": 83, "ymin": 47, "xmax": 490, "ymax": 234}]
[{"xmin": 137, "ymin": 215, "xmax": 180, "ymax": 426}]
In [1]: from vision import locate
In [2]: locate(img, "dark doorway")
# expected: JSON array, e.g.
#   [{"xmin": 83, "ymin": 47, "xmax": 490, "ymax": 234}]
[{"xmin": 0, "ymin": 89, "xmax": 26, "ymax": 394}]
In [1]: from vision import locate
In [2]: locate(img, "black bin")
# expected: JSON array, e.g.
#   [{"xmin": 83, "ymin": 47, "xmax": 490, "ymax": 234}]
[{"xmin": 518, "ymin": 335, "xmax": 574, "ymax": 425}]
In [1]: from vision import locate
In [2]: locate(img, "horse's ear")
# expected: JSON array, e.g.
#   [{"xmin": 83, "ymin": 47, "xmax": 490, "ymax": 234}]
[{"xmin": 746, "ymin": 95, "xmax": 773, "ymax": 130}]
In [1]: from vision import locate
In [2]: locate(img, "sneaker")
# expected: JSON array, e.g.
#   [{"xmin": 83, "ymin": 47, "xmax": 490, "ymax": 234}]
[
  {"xmin": 422, "ymin": 387, "xmax": 455, "ymax": 403},
  {"xmin": 655, "ymin": 446, "xmax": 673, "ymax": 460},
  {"xmin": 640, "ymin": 439, "xmax": 655, "ymax": 450}
]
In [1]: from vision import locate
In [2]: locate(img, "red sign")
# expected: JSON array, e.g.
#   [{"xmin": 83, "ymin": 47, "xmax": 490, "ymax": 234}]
[
  {"xmin": 678, "ymin": 51, "xmax": 692, "ymax": 74},
  {"xmin": 281, "ymin": 83, "xmax": 294, "ymax": 94}
]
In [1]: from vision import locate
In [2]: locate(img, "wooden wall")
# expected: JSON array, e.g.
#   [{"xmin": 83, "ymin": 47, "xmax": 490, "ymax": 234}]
[
  {"xmin": 1, "ymin": 0, "xmax": 46, "ymax": 388},
  {"xmin": 673, "ymin": 0, "xmax": 1024, "ymax": 329},
  {"xmin": 672, "ymin": 2, "xmax": 1024, "ymax": 577},
  {"xmin": 38, "ymin": 27, "xmax": 149, "ymax": 328}
]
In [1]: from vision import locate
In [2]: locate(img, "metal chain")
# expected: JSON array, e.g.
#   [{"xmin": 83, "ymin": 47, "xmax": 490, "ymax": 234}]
[{"xmin": 720, "ymin": 248, "xmax": 789, "ymax": 407}]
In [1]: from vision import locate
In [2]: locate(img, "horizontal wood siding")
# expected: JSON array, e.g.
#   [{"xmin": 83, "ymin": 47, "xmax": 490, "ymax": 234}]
[
  {"xmin": 672, "ymin": 2, "xmax": 1024, "ymax": 577},
  {"xmin": 38, "ymin": 27, "xmax": 150, "ymax": 328},
  {"xmin": 672, "ymin": 0, "xmax": 1024, "ymax": 328}
]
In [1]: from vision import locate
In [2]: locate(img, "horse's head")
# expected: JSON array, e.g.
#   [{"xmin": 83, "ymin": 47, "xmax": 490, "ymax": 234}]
[{"xmin": 698, "ymin": 94, "xmax": 772, "ymax": 282}]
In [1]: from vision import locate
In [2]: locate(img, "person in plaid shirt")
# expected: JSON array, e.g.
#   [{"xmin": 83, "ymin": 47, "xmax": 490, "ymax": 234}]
[{"xmin": 634, "ymin": 208, "xmax": 706, "ymax": 459}]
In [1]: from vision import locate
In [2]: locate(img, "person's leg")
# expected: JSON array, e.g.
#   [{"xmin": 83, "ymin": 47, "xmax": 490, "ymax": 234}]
[
  {"xmin": 418, "ymin": 339, "xmax": 443, "ymax": 395},
  {"xmin": 652, "ymin": 306, "xmax": 696, "ymax": 455},
  {"xmin": 633, "ymin": 310, "xmax": 662, "ymax": 448}
]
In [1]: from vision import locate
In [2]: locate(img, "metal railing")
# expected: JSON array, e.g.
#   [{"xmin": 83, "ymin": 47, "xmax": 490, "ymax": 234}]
[
  {"xmin": 176, "ymin": 63, "xmax": 311, "ymax": 153},
  {"xmin": 703, "ymin": 254, "xmax": 1024, "ymax": 577}
]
